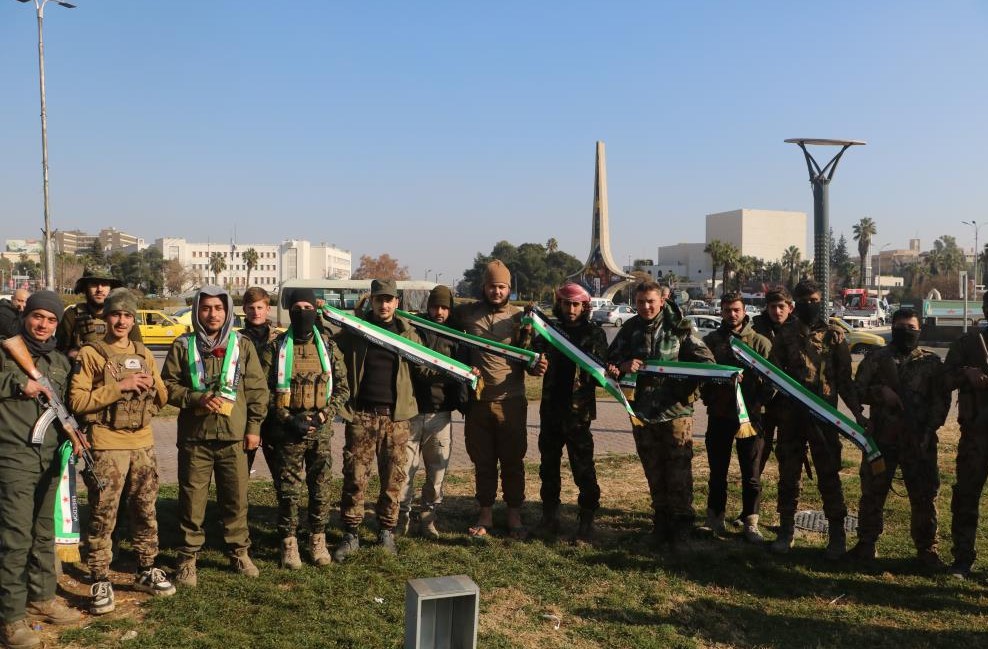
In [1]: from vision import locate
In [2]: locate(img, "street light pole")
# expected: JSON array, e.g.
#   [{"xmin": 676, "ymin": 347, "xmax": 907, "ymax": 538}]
[
  {"xmin": 962, "ymin": 220, "xmax": 981, "ymax": 290},
  {"xmin": 16, "ymin": 0, "xmax": 77, "ymax": 291}
]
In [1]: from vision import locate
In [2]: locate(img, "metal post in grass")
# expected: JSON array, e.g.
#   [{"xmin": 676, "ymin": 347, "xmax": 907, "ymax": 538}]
[
  {"xmin": 785, "ymin": 138, "xmax": 866, "ymax": 320},
  {"xmin": 405, "ymin": 575, "xmax": 479, "ymax": 649}
]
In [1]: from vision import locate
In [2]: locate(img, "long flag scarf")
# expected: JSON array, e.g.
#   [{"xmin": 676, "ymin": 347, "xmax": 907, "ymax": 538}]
[
  {"xmin": 320, "ymin": 305, "xmax": 479, "ymax": 390},
  {"xmin": 54, "ymin": 440, "xmax": 81, "ymax": 563},
  {"xmin": 729, "ymin": 337, "xmax": 885, "ymax": 473},
  {"xmin": 637, "ymin": 360, "xmax": 756, "ymax": 438},
  {"xmin": 396, "ymin": 309, "xmax": 540, "ymax": 369},
  {"xmin": 187, "ymin": 331, "xmax": 240, "ymax": 403},
  {"xmin": 276, "ymin": 326, "xmax": 332, "ymax": 405},
  {"xmin": 522, "ymin": 309, "xmax": 641, "ymax": 425}
]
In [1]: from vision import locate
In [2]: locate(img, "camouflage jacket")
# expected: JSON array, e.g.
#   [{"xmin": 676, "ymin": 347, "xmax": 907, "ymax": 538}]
[
  {"xmin": 57, "ymin": 301, "xmax": 143, "ymax": 354},
  {"xmin": 607, "ymin": 301, "xmax": 714, "ymax": 422},
  {"xmin": 751, "ymin": 312, "xmax": 785, "ymax": 345},
  {"xmin": 767, "ymin": 318, "xmax": 863, "ymax": 416},
  {"xmin": 701, "ymin": 317, "xmax": 772, "ymax": 420},
  {"xmin": 533, "ymin": 316, "xmax": 608, "ymax": 419},
  {"xmin": 260, "ymin": 330, "xmax": 350, "ymax": 424},
  {"xmin": 856, "ymin": 345, "xmax": 948, "ymax": 440},
  {"xmin": 943, "ymin": 328, "xmax": 988, "ymax": 428}
]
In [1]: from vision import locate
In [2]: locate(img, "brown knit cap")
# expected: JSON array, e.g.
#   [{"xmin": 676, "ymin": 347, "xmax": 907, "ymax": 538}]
[
  {"xmin": 428, "ymin": 285, "xmax": 453, "ymax": 309},
  {"xmin": 484, "ymin": 259, "xmax": 511, "ymax": 286}
]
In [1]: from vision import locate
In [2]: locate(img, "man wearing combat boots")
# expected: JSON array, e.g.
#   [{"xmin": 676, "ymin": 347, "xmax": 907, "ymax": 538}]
[
  {"xmin": 751, "ymin": 288, "xmax": 793, "ymax": 475},
  {"xmin": 0, "ymin": 292, "xmax": 81, "ymax": 649},
  {"xmin": 700, "ymin": 292, "xmax": 771, "ymax": 544},
  {"xmin": 240, "ymin": 286, "xmax": 282, "ymax": 481},
  {"xmin": 69, "ymin": 288, "xmax": 175, "ymax": 614},
  {"xmin": 398, "ymin": 285, "xmax": 466, "ymax": 540},
  {"xmin": 261, "ymin": 289, "xmax": 348, "ymax": 568},
  {"xmin": 943, "ymin": 291, "xmax": 988, "ymax": 579},
  {"xmin": 533, "ymin": 283, "xmax": 607, "ymax": 543},
  {"xmin": 334, "ymin": 279, "xmax": 427, "ymax": 560},
  {"xmin": 768, "ymin": 280, "xmax": 868, "ymax": 559},
  {"xmin": 161, "ymin": 286, "xmax": 268, "ymax": 585},
  {"xmin": 57, "ymin": 266, "xmax": 142, "ymax": 358},
  {"xmin": 851, "ymin": 308, "xmax": 948, "ymax": 569},
  {"xmin": 607, "ymin": 281, "xmax": 715, "ymax": 551}
]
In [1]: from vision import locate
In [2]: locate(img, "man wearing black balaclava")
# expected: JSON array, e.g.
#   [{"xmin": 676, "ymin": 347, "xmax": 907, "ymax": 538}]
[
  {"xmin": 259, "ymin": 288, "xmax": 348, "ymax": 570},
  {"xmin": 767, "ymin": 279, "xmax": 868, "ymax": 559},
  {"xmin": 851, "ymin": 308, "xmax": 948, "ymax": 570}
]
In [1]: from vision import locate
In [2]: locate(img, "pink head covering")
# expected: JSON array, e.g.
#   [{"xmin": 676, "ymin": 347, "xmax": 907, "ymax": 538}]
[{"xmin": 556, "ymin": 282, "xmax": 591, "ymax": 304}]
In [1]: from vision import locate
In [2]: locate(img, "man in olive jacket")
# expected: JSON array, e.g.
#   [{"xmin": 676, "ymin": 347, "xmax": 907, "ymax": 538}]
[{"xmin": 161, "ymin": 285, "xmax": 268, "ymax": 587}]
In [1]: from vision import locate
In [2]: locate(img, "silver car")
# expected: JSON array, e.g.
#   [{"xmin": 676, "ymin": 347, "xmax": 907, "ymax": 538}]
[{"xmin": 591, "ymin": 304, "xmax": 637, "ymax": 327}]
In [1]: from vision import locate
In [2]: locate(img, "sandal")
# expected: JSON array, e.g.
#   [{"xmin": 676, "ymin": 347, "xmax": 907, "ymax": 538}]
[{"xmin": 468, "ymin": 524, "xmax": 490, "ymax": 538}]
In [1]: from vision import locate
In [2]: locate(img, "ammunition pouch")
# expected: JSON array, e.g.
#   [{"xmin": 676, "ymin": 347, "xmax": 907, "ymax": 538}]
[
  {"xmin": 74, "ymin": 312, "xmax": 107, "ymax": 348},
  {"xmin": 286, "ymin": 371, "xmax": 331, "ymax": 411},
  {"xmin": 86, "ymin": 341, "xmax": 156, "ymax": 430}
]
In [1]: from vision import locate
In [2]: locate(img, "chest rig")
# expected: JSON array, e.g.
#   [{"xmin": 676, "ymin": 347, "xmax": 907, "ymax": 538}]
[
  {"xmin": 73, "ymin": 306, "xmax": 108, "ymax": 349},
  {"xmin": 86, "ymin": 340, "xmax": 156, "ymax": 429},
  {"xmin": 279, "ymin": 338, "xmax": 332, "ymax": 412}
]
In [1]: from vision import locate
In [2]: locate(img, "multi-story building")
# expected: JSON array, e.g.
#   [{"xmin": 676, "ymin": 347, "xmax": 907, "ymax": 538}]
[
  {"xmin": 54, "ymin": 229, "xmax": 98, "ymax": 255},
  {"xmin": 705, "ymin": 209, "xmax": 808, "ymax": 262}
]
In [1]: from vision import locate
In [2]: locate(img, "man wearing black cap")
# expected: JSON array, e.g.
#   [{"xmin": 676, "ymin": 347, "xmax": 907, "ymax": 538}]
[
  {"xmin": 57, "ymin": 265, "xmax": 142, "ymax": 357},
  {"xmin": 0, "ymin": 291, "xmax": 81, "ymax": 648},
  {"xmin": 333, "ymin": 278, "xmax": 427, "ymax": 560},
  {"xmin": 260, "ymin": 288, "xmax": 349, "ymax": 569}
]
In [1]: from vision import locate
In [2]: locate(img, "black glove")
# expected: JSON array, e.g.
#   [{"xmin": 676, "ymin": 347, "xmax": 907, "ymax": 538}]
[{"xmin": 291, "ymin": 412, "xmax": 318, "ymax": 436}]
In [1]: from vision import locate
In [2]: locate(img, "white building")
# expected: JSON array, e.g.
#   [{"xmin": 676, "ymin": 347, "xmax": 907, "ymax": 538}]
[
  {"xmin": 652, "ymin": 243, "xmax": 711, "ymax": 286},
  {"xmin": 706, "ymin": 209, "xmax": 808, "ymax": 262},
  {"xmin": 154, "ymin": 238, "xmax": 351, "ymax": 293}
]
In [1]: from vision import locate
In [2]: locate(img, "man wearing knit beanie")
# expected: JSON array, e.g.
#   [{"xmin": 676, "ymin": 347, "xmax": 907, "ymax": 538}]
[{"xmin": 451, "ymin": 260, "xmax": 547, "ymax": 538}]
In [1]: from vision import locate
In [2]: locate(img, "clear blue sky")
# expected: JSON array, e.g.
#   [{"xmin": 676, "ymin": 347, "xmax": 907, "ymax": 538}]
[{"xmin": 2, "ymin": 1, "xmax": 986, "ymax": 284}]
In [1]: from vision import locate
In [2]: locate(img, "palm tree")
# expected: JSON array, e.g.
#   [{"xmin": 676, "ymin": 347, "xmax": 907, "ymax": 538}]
[
  {"xmin": 781, "ymin": 246, "xmax": 801, "ymax": 288},
  {"xmin": 720, "ymin": 243, "xmax": 740, "ymax": 294},
  {"xmin": 852, "ymin": 217, "xmax": 877, "ymax": 288},
  {"xmin": 545, "ymin": 238, "xmax": 559, "ymax": 254},
  {"xmin": 798, "ymin": 259, "xmax": 814, "ymax": 281},
  {"xmin": 733, "ymin": 255, "xmax": 758, "ymax": 291},
  {"xmin": 243, "ymin": 247, "xmax": 259, "ymax": 287},
  {"xmin": 209, "ymin": 252, "xmax": 227, "ymax": 286},
  {"xmin": 704, "ymin": 240, "xmax": 727, "ymax": 296}
]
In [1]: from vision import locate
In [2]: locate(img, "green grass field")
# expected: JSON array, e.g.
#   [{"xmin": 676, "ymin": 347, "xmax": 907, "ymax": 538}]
[{"xmin": 50, "ymin": 421, "xmax": 988, "ymax": 649}]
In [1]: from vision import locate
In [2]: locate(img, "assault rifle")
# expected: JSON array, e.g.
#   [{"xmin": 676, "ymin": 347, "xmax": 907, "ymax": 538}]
[{"xmin": 1, "ymin": 335, "xmax": 105, "ymax": 491}]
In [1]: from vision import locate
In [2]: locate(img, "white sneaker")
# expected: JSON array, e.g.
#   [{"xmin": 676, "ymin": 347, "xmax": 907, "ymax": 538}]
[
  {"xmin": 90, "ymin": 581, "xmax": 115, "ymax": 615},
  {"xmin": 135, "ymin": 567, "xmax": 177, "ymax": 597}
]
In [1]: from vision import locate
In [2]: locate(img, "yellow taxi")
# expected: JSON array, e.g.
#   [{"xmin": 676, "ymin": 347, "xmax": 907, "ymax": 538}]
[
  {"xmin": 137, "ymin": 310, "xmax": 192, "ymax": 345},
  {"xmin": 831, "ymin": 317, "xmax": 886, "ymax": 354}
]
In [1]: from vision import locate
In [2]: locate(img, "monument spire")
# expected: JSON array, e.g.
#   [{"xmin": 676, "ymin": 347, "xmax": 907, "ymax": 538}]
[{"xmin": 570, "ymin": 140, "xmax": 634, "ymax": 297}]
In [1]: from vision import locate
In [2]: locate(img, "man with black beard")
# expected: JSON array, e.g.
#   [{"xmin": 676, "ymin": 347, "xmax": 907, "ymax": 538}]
[
  {"xmin": 768, "ymin": 280, "xmax": 868, "ymax": 559},
  {"xmin": 57, "ymin": 266, "xmax": 142, "ymax": 357},
  {"xmin": 850, "ymin": 308, "xmax": 948, "ymax": 569}
]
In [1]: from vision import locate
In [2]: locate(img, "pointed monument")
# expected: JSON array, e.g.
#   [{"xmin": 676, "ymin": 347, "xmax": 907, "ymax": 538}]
[{"xmin": 570, "ymin": 141, "xmax": 635, "ymax": 298}]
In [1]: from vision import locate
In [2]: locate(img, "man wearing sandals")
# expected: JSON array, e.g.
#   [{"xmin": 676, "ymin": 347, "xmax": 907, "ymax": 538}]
[{"xmin": 68, "ymin": 288, "xmax": 175, "ymax": 614}]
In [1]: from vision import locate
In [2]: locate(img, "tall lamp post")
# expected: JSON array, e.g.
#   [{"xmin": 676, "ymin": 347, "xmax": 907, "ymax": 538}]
[
  {"xmin": 16, "ymin": 0, "xmax": 77, "ymax": 292},
  {"xmin": 785, "ymin": 138, "xmax": 866, "ymax": 321},
  {"xmin": 962, "ymin": 220, "xmax": 981, "ymax": 290}
]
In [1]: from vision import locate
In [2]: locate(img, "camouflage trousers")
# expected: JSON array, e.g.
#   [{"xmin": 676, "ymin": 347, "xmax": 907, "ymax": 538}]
[
  {"xmin": 275, "ymin": 424, "xmax": 333, "ymax": 538},
  {"xmin": 776, "ymin": 413, "xmax": 847, "ymax": 520},
  {"xmin": 87, "ymin": 447, "xmax": 161, "ymax": 577},
  {"xmin": 951, "ymin": 425, "xmax": 988, "ymax": 565},
  {"xmin": 705, "ymin": 415, "xmax": 763, "ymax": 518},
  {"xmin": 340, "ymin": 412, "xmax": 409, "ymax": 530},
  {"xmin": 398, "ymin": 411, "xmax": 453, "ymax": 514},
  {"xmin": 538, "ymin": 407, "xmax": 601, "ymax": 511},
  {"xmin": 632, "ymin": 416, "xmax": 695, "ymax": 525},
  {"xmin": 464, "ymin": 398, "xmax": 528, "ymax": 507},
  {"xmin": 858, "ymin": 435, "xmax": 939, "ymax": 551}
]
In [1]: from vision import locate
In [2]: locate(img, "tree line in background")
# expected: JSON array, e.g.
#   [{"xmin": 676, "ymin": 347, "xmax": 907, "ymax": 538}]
[{"xmin": 457, "ymin": 239, "xmax": 582, "ymax": 301}]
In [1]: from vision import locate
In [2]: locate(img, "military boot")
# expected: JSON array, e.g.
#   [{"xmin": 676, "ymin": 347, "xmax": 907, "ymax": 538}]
[
  {"xmin": 419, "ymin": 509, "xmax": 440, "ymax": 540},
  {"xmin": 25, "ymin": 598, "xmax": 81, "ymax": 625},
  {"xmin": 845, "ymin": 541, "xmax": 877, "ymax": 561},
  {"xmin": 534, "ymin": 505, "xmax": 560, "ymax": 539},
  {"xmin": 669, "ymin": 519, "xmax": 695, "ymax": 554},
  {"xmin": 396, "ymin": 511, "xmax": 411, "ymax": 536},
  {"xmin": 280, "ymin": 537, "xmax": 303, "ymax": 570},
  {"xmin": 174, "ymin": 554, "xmax": 198, "ymax": 588},
  {"xmin": 309, "ymin": 533, "xmax": 332, "ymax": 566},
  {"xmin": 652, "ymin": 514, "xmax": 671, "ymax": 547},
  {"xmin": 230, "ymin": 550, "xmax": 260, "ymax": 578},
  {"xmin": 333, "ymin": 529, "xmax": 361, "ymax": 563},
  {"xmin": 0, "ymin": 620, "xmax": 40, "ymax": 649},
  {"xmin": 825, "ymin": 518, "xmax": 847, "ymax": 560},
  {"xmin": 771, "ymin": 514, "xmax": 795, "ymax": 554},
  {"xmin": 917, "ymin": 548, "xmax": 947, "ymax": 571},
  {"xmin": 700, "ymin": 508, "xmax": 726, "ymax": 536},
  {"xmin": 575, "ymin": 508, "xmax": 595, "ymax": 544},
  {"xmin": 742, "ymin": 515, "xmax": 765, "ymax": 544}
]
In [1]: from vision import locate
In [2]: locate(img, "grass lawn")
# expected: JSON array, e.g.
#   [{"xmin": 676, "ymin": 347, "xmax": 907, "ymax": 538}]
[{"xmin": 50, "ymin": 420, "xmax": 988, "ymax": 649}]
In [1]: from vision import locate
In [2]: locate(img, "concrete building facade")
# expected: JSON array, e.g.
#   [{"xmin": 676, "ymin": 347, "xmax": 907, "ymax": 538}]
[{"xmin": 705, "ymin": 209, "xmax": 808, "ymax": 262}]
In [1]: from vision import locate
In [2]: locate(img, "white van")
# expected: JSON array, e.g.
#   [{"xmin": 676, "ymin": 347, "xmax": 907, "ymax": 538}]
[
  {"xmin": 589, "ymin": 298, "xmax": 613, "ymax": 312},
  {"xmin": 276, "ymin": 279, "xmax": 438, "ymax": 326}
]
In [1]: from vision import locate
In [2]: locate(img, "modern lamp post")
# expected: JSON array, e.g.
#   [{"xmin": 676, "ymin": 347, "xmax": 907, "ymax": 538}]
[
  {"xmin": 785, "ymin": 138, "xmax": 866, "ymax": 320},
  {"xmin": 15, "ymin": 0, "xmax": 77, "ymax": 292},
  {"xmin": 962, "ymin": 220, "xmax": 981, "ymax": 290}
]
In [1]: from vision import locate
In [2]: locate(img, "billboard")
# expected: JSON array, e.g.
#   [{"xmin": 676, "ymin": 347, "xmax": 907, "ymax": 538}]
[{"xmin": 5, "ymin": 239, "xmax": 42, "ymax": 254}]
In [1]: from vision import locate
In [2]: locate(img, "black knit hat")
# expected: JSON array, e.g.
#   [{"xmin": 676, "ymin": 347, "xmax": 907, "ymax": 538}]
[
  {"xmin": 289, "ymin": 288, "xmax": 318, "ymax": 307},
  {"xmin": 428, "ymin": 285, "xmax": 453, "ymax": 309},
  {"xmin": 24, "ymin": 290, "xmax": 64, "ymax": 322}
]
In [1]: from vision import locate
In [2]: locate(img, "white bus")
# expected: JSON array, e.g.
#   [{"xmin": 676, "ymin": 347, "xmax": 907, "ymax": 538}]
[{"xmin": 275, "ymin": 279, "xmax": 438, "ymax": 326}]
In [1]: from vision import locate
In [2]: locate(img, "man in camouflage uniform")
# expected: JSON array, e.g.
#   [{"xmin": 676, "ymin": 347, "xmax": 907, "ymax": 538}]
[
  {"xmin": 768, "ymin": 280, "xmax": 868, "ymax": 559},
  {"xmin": 533, "ymin": 282, "xmax": 607, "ymax": 543},
  {"xmin": 240, "ymin": 286, "xmax": 282, "ymax": 481},
  {"xmin": 161, "ymin": 285, "xmax": 268, "ymax": 586},
  {"xmin": 0, "ymin": 291, "xmax": 81, "ymax": 649},
  {"xmin": 397, "ymin": 285, "xmax": 466, "ymax": 540},
  {"xmin": 333, "ymin": 279, "xmax": 428, "ymax": 560},
  {"xmin": 261, "ymin": 288, "xmax": 348, "ymax": 569},
  {"xmin": 943, "ymin": 291, "xmax": 988, "ymax": 579},
  {"xmin": 68, "ymin": 288, "xmax": 175, "ymax": 614},
  {"xmin": 57, "ymin": 266, "xmax": 142, "ymax": 358},
  {"xmin": 700, "ymin": 292, "xmax": 771, "ymax": 544},
  {"xmin": 751, "ymin": 287, "xmax": 793, "ymax": 474},
  {"xmin": 850, "ymin": 307, "xmax": 948, "ymax": 568},
  {"xmin": 607, "ymin": 280, "xmax": 715, "ymax": 549}
]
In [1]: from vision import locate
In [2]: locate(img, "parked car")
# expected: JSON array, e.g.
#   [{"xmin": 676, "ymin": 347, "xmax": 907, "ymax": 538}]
[
  {"xmin": 831, "ymin": 317, "xmax": 886, "ymax": 354},
  {"xmin": 685, "ymin": 314, "xmax": 721, "ymax": 335},
  {"xmin": 591, "ymin": 304, "xmax": 637, "ymax": 327},
  {"xmin": 686, "ymin": 299, "xmax": 718, "ymax": 315},
  {"xmin": 744, "ymin": 304, "xmax": 761, "ymax": 318},
  {"xmin": 137, "ymin": 310, "xmax": 191, "ymax": 345}
]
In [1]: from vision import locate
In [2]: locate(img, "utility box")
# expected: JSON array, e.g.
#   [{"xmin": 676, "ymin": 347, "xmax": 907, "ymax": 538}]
[{"xmin": 404, "ymin": 574, "xmax": 479, "ymax": 649}]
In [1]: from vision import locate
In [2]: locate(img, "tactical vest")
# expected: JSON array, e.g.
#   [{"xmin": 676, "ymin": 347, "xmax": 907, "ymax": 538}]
[
  {"xmin": 72, "ymin": 306, "xmax": 109, "ymax": 350},
  {"xmin": 84, "ymin": 340, "xmax": 156, "ymax": 430},
  {"xmin": 280, "ymin": 338, "xmax": 332, "ymax": 412}
]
